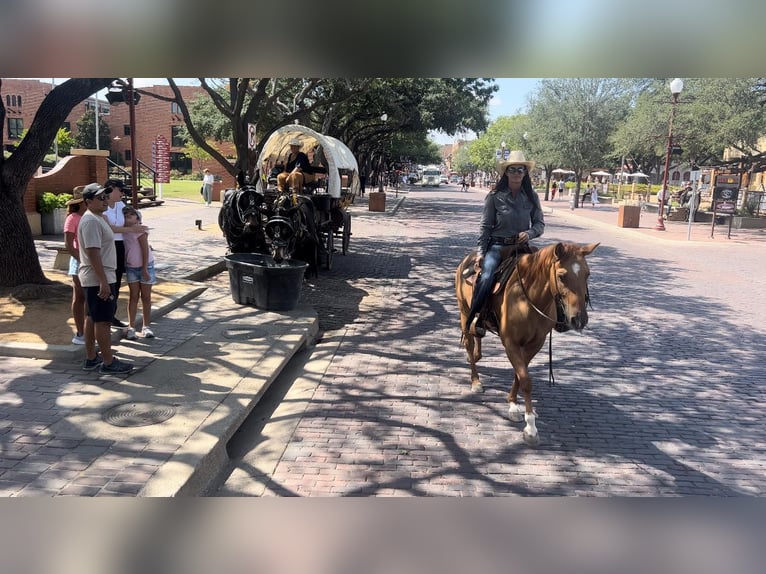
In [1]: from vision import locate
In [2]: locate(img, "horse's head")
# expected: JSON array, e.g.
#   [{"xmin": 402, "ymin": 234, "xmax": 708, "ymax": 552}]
[
  {"xmin": 264, "ymin": 215, "xmax": 296, "ymax": 262},
  {"xmin": 551, "ymin": 242, "xmax": 599, "ymax": 332}
]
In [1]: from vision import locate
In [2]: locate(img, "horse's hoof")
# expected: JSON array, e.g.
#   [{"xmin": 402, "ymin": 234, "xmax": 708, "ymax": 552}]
[
  {"xmin": 523, "ymin": 431, "xmax": 540, "ymax": 447},
  {"xmin": 507, "ymin": 404, "xmax": 524, "ymax": 422},
  {"xmin": 471, "ymin": 382, "xmax": 484, "ymax": 393}
]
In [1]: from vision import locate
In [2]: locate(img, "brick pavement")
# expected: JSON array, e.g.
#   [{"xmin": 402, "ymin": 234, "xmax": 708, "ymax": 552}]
[{"xmin": 219, "ymin": 184, "xmax": 766, "ymax": 496}]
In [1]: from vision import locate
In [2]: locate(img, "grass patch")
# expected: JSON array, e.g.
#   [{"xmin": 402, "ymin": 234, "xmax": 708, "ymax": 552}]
[{"xmin": 157, "ymin": 180, "xmax": 205, "ymax": 201}]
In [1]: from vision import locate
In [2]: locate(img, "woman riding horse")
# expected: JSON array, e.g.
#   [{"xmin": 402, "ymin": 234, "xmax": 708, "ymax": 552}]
[{"xmin": 466, "ymin": 150, "xmax": 545, "ymax": 337}]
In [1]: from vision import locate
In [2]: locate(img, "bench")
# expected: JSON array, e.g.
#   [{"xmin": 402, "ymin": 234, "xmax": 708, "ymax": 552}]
[{"xmin": 44, "ymin": 242, "xmax": 71, "ymax": 271}]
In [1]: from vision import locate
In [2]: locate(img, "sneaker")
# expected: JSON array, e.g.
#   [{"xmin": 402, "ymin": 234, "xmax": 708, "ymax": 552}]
[
  {"xmin": 141, "ymin": 327, "xmax": 155, "ymax": 339},
  {"xmin": 71, "ymin": 333, "xmax": 85, "ymax": 345},
  {"xmin": 112, "ymin": 318, "xmax": 128, "ymax": 328},
  {"xmin": 82, "ymin": 353, "xmax": 104, "ymax": 371},
  {"xmin": 99, "ymin": 358, "xmax": 134, "ymax": 375},
  {"xmin": 125, "ymin": 327, "xmax": 137, "ymax": 340}
]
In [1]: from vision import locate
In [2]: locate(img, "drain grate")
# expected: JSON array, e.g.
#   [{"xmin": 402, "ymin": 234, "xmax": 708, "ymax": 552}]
[
  {"xmin": 103, "ymin": 402, "xmax": 177, "ymax": 427},
  {"xmin": 222, "ymin": 327, "xmax": 268, "ymax": 340}
]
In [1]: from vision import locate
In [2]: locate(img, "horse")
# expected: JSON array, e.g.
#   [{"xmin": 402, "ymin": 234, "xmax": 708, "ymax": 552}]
[
  {"xmin": 218, "ymin": 173, "xmax": 321, "ymax": 276},
  {"xmin": 454, "ymin": 241, "xmax": 599, "ymax": 446}
]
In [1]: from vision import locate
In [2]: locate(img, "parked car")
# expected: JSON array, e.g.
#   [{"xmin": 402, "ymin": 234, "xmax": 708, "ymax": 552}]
[{"xmin": 440, "ymin": 175, "xmax": 449, "ymax": 185}]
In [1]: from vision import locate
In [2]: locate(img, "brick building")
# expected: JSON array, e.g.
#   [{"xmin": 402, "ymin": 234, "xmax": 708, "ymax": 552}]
[{"xmin": 2, "ymin": 79, "xmax": 234, "ymax": 178}]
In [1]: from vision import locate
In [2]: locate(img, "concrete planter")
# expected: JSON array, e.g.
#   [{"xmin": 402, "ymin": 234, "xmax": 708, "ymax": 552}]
[
  {"xmin": 368, "ymin": 191, "xmax": 386, "ymax": 212},
  {"xmin": 40, "ymin": 208, "xmax": 67, "ymax": 235},
  {"xmin": 732, "ymin": 216, "xmax": 766, "ymax": 229}
]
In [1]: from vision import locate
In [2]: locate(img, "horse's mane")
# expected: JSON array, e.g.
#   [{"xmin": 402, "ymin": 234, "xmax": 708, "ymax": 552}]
[{"xmin": 521, "ymin": 242, "xmax": 579, "ymax": 278}]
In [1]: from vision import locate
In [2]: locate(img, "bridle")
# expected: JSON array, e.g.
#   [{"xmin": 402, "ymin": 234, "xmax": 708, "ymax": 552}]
[{"xmin": 514, "ymin": 249, "xmax": 593, "ymax": 386}]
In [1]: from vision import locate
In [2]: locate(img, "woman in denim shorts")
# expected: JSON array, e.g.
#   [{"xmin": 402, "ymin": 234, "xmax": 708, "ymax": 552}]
[{"xmin": 122, "ymin": 207, "xmax": 157, "ymax": 340}]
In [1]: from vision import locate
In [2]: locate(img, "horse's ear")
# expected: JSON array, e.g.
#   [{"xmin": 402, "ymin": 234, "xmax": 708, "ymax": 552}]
[
  {"xmin": 554, "ymin": 242, "xmax": 566, "ymax": 261},
  {"xmin": 580, "ymin": 242, "xmax": 600, "ymax": 256},
  {"xmin": 236, "ymin": 170, "xmax": 246, "ymax": 188}
]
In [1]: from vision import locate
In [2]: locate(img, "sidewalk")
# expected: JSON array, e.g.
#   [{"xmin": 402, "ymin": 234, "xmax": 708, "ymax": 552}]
[
  {"xmin": 542, "ymin": 196, "xmax": 766, "ymax": 246},
  {"xmin": 0, "ymin": 192, "xmax": 402, "ymax": 496}
]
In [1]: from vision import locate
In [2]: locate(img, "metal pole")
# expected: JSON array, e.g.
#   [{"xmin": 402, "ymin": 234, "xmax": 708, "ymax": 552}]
[
  {"xmin": 128, "ymin": 78, "xmax": 139, "ymax": 208},
  {"xmin": 51, "ymin": 78, "xmax": 59, "ymax": 163},
  {"xmin": 94, "ymin": 91, "xmax": 99, "ymax": 150},
  {"xmin": 656, "ymin": 92, "xmax": 679, "ymax": 231}
]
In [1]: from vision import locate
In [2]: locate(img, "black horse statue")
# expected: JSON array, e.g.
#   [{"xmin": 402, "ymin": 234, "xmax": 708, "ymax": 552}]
[{"xmin": 219, "ymin": 171, "xmax": 321, "ymax": 276}]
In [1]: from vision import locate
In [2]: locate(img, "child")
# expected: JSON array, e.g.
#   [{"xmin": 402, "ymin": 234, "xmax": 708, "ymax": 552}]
[{"xmin": 121, "ymin": 206, "xmax": 156, "ymax": 339}]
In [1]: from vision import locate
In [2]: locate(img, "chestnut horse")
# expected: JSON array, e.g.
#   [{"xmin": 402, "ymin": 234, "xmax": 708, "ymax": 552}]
[{"xmin": 455, "ymin": 242, "xmax": 599, "ymax": 446}]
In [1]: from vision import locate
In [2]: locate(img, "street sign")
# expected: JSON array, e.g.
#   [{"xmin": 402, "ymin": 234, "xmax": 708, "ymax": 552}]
[
  {"xmin": 152, "ymin": 135, "xmax": 170, "ymax": 183},
  {"xmin": 248, "ymin": 123, "xmax": 257, "ymax": 150}
]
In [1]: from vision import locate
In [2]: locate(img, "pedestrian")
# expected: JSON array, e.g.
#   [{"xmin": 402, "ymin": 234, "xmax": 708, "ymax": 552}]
[
  {"xmin": 657, "ymin": 186, "xmax": 670, "ymax": 219},
  {"xmin": 77, "ymin": 183, "xmax": 134, "ymax": 375},
  {"xmin": 550, "ymin": 181, "xmax": 557, "ymax": 201},
  {"xmin": 103, "ymin": 179, "xmax": 146, "ymax": 329},
  {"xmin": 359, "ymin": 167, "xmax": 367, "ymax": 196},
  {"xmin": 202, "ymin": 168, "xmax": 215, "ymax": 206},
  {"xmin": 466, "ymin": 150, "xmax": 545, "ymax": 337},
  {"xmin": 591, "ymin": 184, "xmax": 600, "ymax": 207},
  {"xmin": 63, "ymin": 190, "xmax": 86, "ymax": 345},
  {"xmin": 121, "ymin": 206, "xmax": 156, "ymax": 340}
]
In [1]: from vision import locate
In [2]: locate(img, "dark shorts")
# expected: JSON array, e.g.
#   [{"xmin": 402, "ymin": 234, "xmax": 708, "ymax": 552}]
[{"xmin": 83, "ymin": 284, "xmax": 118, "ymax": 323}]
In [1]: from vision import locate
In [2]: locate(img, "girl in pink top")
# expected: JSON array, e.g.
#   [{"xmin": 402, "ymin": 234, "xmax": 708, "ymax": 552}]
[{"xmin": 121, "ymin": 206, "xmax": 157, "ymax": 340}]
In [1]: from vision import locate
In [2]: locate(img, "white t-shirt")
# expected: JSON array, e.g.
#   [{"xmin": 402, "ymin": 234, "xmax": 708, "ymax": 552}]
[
  {"xmin": 203, "ymin": 173, "xmax": 215, "ymax": 186},
  {"xmin": 104, "ymin": 200, "xmax": 126, "ymax": 240}
]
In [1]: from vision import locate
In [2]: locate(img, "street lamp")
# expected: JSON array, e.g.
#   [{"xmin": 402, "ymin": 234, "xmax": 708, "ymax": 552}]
[
  {"xmin": 105, "ymin": 78, "xmax": 140, "ymax": 207},
  {"xmin": 656, "ymin": 78, "xmax": 684, "ymax": 231}
]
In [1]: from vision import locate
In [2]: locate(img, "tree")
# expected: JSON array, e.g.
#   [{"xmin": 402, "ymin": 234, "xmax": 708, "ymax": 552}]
[
  {"xmin": 54, "ymin": 127, "xmax": 76, "ymax": 157},
  {"xmin": 527, "ymin": 78, "xmax": 632, "ymax": 207},
  {"xmin": 156, "ymin": 78, "xmax": 497, "ymax": 181},
  {"xmin": 73, "ymin": 111, "xmax": 112, "ymax": 151},
  {"xmin": 0, "ymin": 78, "xmax": 115, "ymax": 288}
]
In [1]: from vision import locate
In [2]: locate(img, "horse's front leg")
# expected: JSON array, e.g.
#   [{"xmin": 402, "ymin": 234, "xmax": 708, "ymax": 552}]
[
  {"xmin": 502, "ymin": 346, "xmax": 538, "ymax": 446},
  {"xmin": 462, "ymin": 331, "xmax": 484, "ymax": 393}
]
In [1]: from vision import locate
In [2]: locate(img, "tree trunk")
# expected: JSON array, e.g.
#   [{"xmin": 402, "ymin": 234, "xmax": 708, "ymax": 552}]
[
  {"xmin": 0, "ymin": 183, "xmax": 49, "ymax": 286},
  {"xmin": 0, "ymin": 78, "xmax": 115, "ymax": 288}
]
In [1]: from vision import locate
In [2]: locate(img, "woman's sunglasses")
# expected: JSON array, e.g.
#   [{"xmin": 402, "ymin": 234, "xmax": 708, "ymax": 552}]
[{"xmin": 505, "ymin": 166, "xmax": 527, "ymax": 174}]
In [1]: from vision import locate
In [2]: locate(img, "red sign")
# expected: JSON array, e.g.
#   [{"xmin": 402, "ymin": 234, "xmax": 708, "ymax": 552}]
[{"xmin": 152, "ymin": 135, "xmax": 170, "ymax": 183}]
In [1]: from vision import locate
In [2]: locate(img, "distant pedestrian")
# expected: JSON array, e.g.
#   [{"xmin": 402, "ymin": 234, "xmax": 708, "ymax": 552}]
[
  {"xmin": 550, "ymin": 181, "xmax": 557, "ymax": 201},
  {"xmin": 122, "ymin": 206, "xmax": 156, "ymax": 340},
  {"xmin": 359, "ymin": 167, "xmax": 367, "ymax": 196},
  {"xmin": 63, "ymin": 191, "xmax": 86, "ymax": 345},
  {"xmin": 590, "ymin": 185, "xmax": 600, "ymax": 207},
  {"xmin": 202, "ymin": 168, "xmax": 215, "ymax": 206},
  {"xmin": 77, "ymin": 183, "xmax": 134, "ymax": 375}
]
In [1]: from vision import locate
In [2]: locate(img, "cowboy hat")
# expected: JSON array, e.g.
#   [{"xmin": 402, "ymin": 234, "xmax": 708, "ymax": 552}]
[
  {"xmin": 497, "ymin": 150, "xmax": 535, "ymax": 176},
  {"xmin": 288, "ymin": 138, "xmax": 303, "ymax": 148}
]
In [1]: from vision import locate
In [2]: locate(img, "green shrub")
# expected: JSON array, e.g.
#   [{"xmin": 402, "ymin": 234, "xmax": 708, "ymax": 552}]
[{"xmin": 37, "ymin": 192, "xmax": 73, "ymax": 213}]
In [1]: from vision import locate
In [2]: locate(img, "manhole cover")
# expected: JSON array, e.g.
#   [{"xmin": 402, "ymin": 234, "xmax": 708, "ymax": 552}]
[
  {"xmin": 103, "ymin": 402, "xmax": 177, "ymax": 427},
  {"xmin": 222, "ymin": 327, "xmax": 268, "ymax": 340}
]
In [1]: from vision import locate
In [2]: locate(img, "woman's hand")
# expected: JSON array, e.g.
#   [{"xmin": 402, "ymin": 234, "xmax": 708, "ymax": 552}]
[
  {"xmin": 474, "ymin": 255, "xmax": 484, "ymax": 273},
  {"xmin": 518, "ymin": 231, "xmax": 529, "ymax": 244}
]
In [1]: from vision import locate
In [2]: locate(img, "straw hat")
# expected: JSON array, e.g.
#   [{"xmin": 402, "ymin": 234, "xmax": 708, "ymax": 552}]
[
  {"xmin": 497, "ymin": 150, "xmax": 535, "ymax": 177},
  {"xmin": 288, "ymin": 138, "xmax": 303, "ymax": 148}
]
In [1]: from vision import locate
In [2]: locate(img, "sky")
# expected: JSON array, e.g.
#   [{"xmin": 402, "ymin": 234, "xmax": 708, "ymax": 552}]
[{"xmin": 431, "ymin": 78, "xmax": 543, "ymax": 145}]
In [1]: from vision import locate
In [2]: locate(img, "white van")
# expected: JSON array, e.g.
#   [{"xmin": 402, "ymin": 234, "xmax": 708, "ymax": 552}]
[{"xmin": 421, "ymin": 166, "xmax": 442, "ymax": 187}]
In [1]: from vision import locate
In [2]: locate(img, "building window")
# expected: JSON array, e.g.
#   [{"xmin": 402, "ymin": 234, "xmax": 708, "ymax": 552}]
[
  {"xmin": 171, "ymin": 102, "xmax": 181, "ymax": 114},
  {"xmin": 8, "ymin": 117, "xmax": 23, "ymax": 139},
  {"xmin": 18, "ymin": 95, "xmax": 21, "ymax": 107},
  {"xmin": 125, "ymin": 149, "xmax": 132, "ymax": 161},
  {"xmin": 170, "ymin": 152, "xmax": 192, "ymax": 173},
  {"xmin": 4, "ymin": 95, "xmax": 9, "ymax": 106},
  {"xmin": 11, "ymin": 95, "xmax": 17, "ymax": 107},
  {"xmin": 124, "ymin": 125, "xmax": 131, "ymax": 136},
  {"xmin": 171, "ymin": 125, "xmax": 185, "ymax": 147}
]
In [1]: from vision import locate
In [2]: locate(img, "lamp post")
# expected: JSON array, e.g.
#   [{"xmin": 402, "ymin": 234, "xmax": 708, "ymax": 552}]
[
  {"xmin": 105, "ymin": 79, "xmax": 141, "ymax": 207},
  {"xmin": 656, "ymin": 78, "xmax": 684, "ymax": 231},
  {"xmin": 378, "ymin": 113, "xmax": 388, "ymax": 192}
]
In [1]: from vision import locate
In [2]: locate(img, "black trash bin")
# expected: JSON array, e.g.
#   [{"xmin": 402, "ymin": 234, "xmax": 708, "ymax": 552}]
[{"xmin": 224, "ymin": 253, "xmax": 308, "ymax": 311}]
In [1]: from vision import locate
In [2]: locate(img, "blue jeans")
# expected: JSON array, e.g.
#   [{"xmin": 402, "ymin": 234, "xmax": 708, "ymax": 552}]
[{"xmin": 468, "ymin": 243, "xmax": 505, "ymax": 322}]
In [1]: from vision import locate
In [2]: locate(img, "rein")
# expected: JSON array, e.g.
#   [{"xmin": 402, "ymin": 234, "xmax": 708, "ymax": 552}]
[{"xmin": 515, "ymin": 256, "xmax": 567, "ymax": 387}]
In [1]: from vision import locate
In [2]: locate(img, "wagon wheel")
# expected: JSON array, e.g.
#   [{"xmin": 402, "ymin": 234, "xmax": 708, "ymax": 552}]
[
  {"xmin": 341, "ymin": 211, "xmax": 351, "ymax": 255},
  {"xmin": 324, "ymin": 224, "xmax": 334, "ymax": 270}
]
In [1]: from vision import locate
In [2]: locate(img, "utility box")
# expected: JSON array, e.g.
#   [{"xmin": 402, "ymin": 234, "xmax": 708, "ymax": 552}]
[
  {"xmin": 368, "ymin": 191, "xmax": 386, "ymax": 212},
  {"xmin": 617, "ymin": 204, "xmax": 641, "ymax": 228}
]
